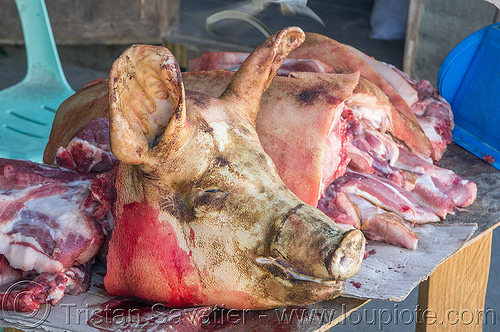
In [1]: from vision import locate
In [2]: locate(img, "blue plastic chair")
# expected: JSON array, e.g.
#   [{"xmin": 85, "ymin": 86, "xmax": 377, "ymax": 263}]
[{"xmin": 0, "ymin": 0, "xmax": 74, "ymax": 162}]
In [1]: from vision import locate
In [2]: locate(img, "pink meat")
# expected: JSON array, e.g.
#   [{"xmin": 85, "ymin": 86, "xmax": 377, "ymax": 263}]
[
  {"xmin": 0, "ymin": 263, "xmax": 91, "ymax": 312},
  {"xmin": 346, "ymin": 195, "xmax": 418, "ymax": 250},
  {"xmin": 361, "ymin": 212, "xmax": 418, "ymax": 250},
  {"xmin": 410, "ymin": 174, "xmax": 456, "ymax": 219},
  {"xmin": 189, "ymin": 52, "xmax": 333, "ymax": 76},
  {"xmin": 329, "ymin": 171, "xmax": 439, "ymax": 224},
  {"xmin": 318, "ymin": 192, "xmax": 361, "ymax": 229},
  {"xmin": 0, "ymin": 163, "xmax": 103, "ymax": 273},
  {"xmin": 55, "ymin": 117, "xmax": 116, "ymax": 173},
  {"xmin": 389, "ymin": 67, "xmax": 454, "ymax": 161},
  {"xmin": 0, "ymin": 154, "xmax": 114, "ymax": 311},
  {"xmin": 395, "ymin": 148, "xmax": 477, "ymax": 207}
]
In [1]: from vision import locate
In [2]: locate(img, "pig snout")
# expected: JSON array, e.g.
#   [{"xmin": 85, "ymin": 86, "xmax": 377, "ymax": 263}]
[{"xmin": 267, "ymin": 203, "xmax": 365, "ymax": 282}]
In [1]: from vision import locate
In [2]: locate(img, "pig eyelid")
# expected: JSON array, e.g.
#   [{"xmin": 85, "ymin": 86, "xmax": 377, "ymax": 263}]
[{"xmin": 203, "ymin": 188, "xmax": 225, "ymax": 194}]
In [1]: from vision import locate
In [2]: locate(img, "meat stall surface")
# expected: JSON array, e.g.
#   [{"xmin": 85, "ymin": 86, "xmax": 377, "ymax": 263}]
[{"xmin": 0, "ymin": 27, "xmax": 477, "ymax": 312}]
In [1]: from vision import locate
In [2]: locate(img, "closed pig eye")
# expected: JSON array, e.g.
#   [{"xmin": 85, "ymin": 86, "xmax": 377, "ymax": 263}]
[
  {"xmin": 203, "ymin": 188, "xmax": 225, "ymax": 194},
  {"xmin": 193, "ymin": 188, "xmax": 228, "ymax": 208}
]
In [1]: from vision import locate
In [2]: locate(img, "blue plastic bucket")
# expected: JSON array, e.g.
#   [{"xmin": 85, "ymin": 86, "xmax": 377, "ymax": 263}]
[{"xmin": 437, "ymin": 22, "xmax": 500, "ymax": 170}]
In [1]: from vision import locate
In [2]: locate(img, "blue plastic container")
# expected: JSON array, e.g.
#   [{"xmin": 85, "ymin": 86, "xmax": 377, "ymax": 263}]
[{"xmin": 437, "ymin": 22, "xmax": 500, "ymax": 170}]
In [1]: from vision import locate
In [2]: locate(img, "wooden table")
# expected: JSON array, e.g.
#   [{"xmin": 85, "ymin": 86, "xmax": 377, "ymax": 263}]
[
  {"xmin": 2, "ymin": 144, "xmax": 499, "ymax": 332},
  {"xmin": 414, "ymin": 143, "xmax": 500, "ymax": 331}
]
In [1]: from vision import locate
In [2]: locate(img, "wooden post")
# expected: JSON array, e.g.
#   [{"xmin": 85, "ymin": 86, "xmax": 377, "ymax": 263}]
[{"xmin": 416, "ymin": 231, "xmax": 493, "ymax": 332}]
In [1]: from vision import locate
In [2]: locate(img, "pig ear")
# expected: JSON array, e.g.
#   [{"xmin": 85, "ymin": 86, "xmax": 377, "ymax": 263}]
[
  {"xmin": 220, "ymin": 27, "xmax": 305, "ymax": 123},
  {"xmin": 109, "ymin": 44, "xmax": 187, "ymax": 165}
]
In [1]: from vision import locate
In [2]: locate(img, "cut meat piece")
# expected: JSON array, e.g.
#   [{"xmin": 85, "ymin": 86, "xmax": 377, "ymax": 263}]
[
  {"xmin": 182, "ymin": 70, "xmax": 360, "ymax": 206},
  {"xmin": 44, "ymin": 79, "xmax": 109, "ymax": 165},
  {"xmin": 395, "ymin": 148, "xmax": 477, "ymax": 207},
  {"xmin": 413, "ymin": 80, "xmax": 454, "ymax": 160},
  {"xmin": 317, "ymin": 192, "xmax": 361, "ymax": 229},
  {"xmin": 387, "ymin": 67, "xmax": 454, "ymax": 160},
  {"xmin": 330, "ymin": 171, "xmax": 439, "ymax": 224},
  {"xmin": 319, "ymin": 192, "xmax": 419, "ymax": 250},
  {"xmin": 411, "ymin": 174, "xmax": 455, "ymax": 219},
  {"xmin": 346, "ymin": 195, "xmax": 418, "ymax": 250},
  {"xmin": 54, "ymin": 117, "xmax": 116, "ymax": 173},
  {"xmin": 361, "ymin": 212, "xmax": 418, "ymax": 250},
  {"xmin": 288, "ymin": 32, "xmax": 433, "ymax": 160},
  {"xmin": 189, "ymin": 52, "xmax": 333, "ymax": 75},
  {"xmin": 0, "ymin": 159, "xmax": 104, "ymax": 274},
  {"xmin": 0, "ymin": 263, "xmax": 91, "ymax": 312}
]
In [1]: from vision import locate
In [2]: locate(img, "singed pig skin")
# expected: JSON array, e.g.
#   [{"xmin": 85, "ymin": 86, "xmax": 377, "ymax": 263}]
[{"xmin": 103, "ymin": 27, "xmax": 365, "ymax": 310}]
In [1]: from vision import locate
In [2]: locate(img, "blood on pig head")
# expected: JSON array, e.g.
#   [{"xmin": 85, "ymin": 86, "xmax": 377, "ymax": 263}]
[{"xmin": 104, "ymin": 27, "xmax": 366, "ymax": 310}]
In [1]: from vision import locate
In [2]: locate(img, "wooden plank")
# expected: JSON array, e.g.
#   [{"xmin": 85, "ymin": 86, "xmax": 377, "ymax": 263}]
[
  {"xmin": 416, "ymin": 230, "xmax": 493, "ymax": 331},
  {"xmin": 0, "ymin": 0, "xmax": 179, "ymax": 45},
  {"xmin": 403, "ymin": 0, "xmax": 423, "ymax": 77},
  {"xmin": 402, "ymin": 0, "xmax": 497, "ymax": 86}
]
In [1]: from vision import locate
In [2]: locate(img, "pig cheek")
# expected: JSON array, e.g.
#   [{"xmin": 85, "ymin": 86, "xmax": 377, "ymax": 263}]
[
  {"xmin": 104, "ymin": 201, "xmax": 207, "ymax": 307},
  {"xmin": 187, "ymin": 212, "xmax": 269, "ymax": 308}
]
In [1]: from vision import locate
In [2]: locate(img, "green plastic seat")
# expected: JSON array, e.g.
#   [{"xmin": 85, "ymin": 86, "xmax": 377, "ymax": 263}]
[{"xmin": 0, "ymin": 0, "xmax": 74, "ymax": 162}]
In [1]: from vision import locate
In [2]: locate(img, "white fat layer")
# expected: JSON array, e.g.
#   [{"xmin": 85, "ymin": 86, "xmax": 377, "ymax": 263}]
[
  {"xmin": 416, "ymin": 174, "xmax": 445, "ymax": 196},
  {"xmin": 347, "ymin": 194, "xmax": 381, "ymax": 220},
  {"xmin": 0, "ymin": 180, "xmax": 92, "ymax": 273},
  {"xmin": 419, "ymin": 119, "xmax": 442, "ymax": 142},
  {"xmin": 345, "ymin": 45, "xmax": 418, "ymax": 107},
  {"xmin": 0, "ymin": 241, "xmax": 63, "ymax": 273},
  {"xmin": 346, "ymin": 172, "xmax": 439, "ymax": 222},
  {"xmin": 349, "ymin": 105, "xmax": 388, "ymax": 131}
]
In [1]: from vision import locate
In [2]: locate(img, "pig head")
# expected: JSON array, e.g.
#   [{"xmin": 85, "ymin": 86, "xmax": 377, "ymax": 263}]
[{"xmin": 104, "ymin": 27, "xmax": 365, "ymax": 310}]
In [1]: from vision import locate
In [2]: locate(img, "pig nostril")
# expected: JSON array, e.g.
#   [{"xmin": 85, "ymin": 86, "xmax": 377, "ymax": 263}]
[
  {"xmin": 340, "ymin": 256, "xmax": 351, "ymax": 270},
  {"xmin": 327, "ymin": 229, "xmax": 365, "ymax": 280}
]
